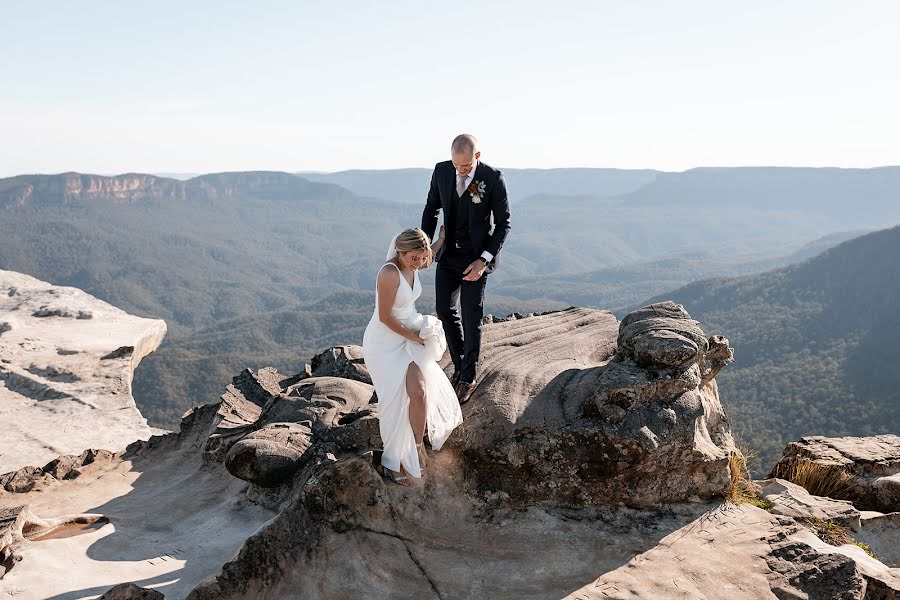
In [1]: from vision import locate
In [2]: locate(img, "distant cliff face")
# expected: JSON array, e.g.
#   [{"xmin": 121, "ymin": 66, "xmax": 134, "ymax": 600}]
[
  {"xmin": 0, "ymin": 173, "xmax": 187, "ymax": 207},
  {"xmin": 0, "ymin": 270, "xmax": 167, "ymax": 473},
  {"xmin": 0, "ymin": 171, "xmax": 348, "ymax": 208}
]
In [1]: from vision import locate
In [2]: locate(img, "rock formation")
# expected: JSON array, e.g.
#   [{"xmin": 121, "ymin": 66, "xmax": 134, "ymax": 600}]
[
  {"xmin": 2, "ymin": 294, "xmax": 899, "ymax": 599},
  {"xmin": 451, "ymin": 302, "xmax": 736, "ymax": 508},
  {"xmin": 770, "ymin": 434, "xmax": 900, "ymax": 513},
  {"xmin": 0, "ymin": 270, "xmax": 167, "ymax": 473}
]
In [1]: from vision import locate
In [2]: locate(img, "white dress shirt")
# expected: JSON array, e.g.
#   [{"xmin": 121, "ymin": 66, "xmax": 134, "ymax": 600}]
[{"xmin": 455, "ymin": 160, "xmax": 494, "ymax": 264}]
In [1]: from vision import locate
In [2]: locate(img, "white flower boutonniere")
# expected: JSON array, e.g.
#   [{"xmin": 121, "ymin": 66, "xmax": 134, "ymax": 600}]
[{"xmin": 467, "ymin": 180, "xmax": 486, "ymax": 204}]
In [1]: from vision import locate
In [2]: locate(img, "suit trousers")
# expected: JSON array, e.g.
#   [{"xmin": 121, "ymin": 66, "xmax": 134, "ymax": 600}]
[{"xmin": 434, "ymin": 247, "xmax": 488, "ymax": 384}]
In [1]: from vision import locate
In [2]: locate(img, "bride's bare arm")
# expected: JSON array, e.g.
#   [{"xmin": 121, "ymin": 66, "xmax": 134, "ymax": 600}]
[
  {"xmin": 376, "ymin": 266, "xmax": 425, "ymax": 345},
  {"xmin": 429, "ymin": 225, "xmax": 446, "ymax": 258}
]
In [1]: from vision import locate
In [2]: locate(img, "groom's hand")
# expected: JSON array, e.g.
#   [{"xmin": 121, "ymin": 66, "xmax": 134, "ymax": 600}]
[{"xmin": 462, "ymin": 258, "xmax": 487, "ymax": 281}]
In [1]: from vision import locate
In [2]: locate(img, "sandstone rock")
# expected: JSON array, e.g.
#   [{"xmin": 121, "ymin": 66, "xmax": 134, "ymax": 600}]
[
  {"xmin": 617, "ymin": 301, "xmax": 710, "ymax": 369},
  {"xmin": 101, "ymin": 345, "xmax": 134, "ymax": 360},
  {"xmin": 0, "ymin": 270, "xmax": 167, "ymax": 473},
  {"xmin": 452, "ymin": 305, "xmax": 735, "ymax": 508},
  {"xmin": 217, "ymin": 374, "xmax": 376, "ymax": 486},
  {"xmin": 0, "ymin": 392, "xmax": 276, "ymax": 598},
  {"xmin": 566, "ymin": 504, "xmax": 900, "ymax": 599},
  {"xmin": 275, "ymin": 376, "xmax": 375, "ymax": 433},
  {"xmin": 757, "ymin": 478, "xmax": 861, "ymax": 528},
  {"xmin": 0, "ymin": 448, "xmax": 119, "ymax": 493},
  {"xmin": 225, "ymin": 422, "xmax": 313, "ymax": 487},
  {"xmin": 308, "ymin": 345, "xmax": 371, "ymax": 384},
  {"xmin": 858, "ymin": 512, "xmax": 900, "ymax": 568},
  {"xmin": 98, "ymin": 583, "xmax": 164, "ymax": 600},
  {"xmin": 770, "ymin": 434, "xmax": 900, "ymax": 512},
  {"xmin": 203, "ymin": 367, "xmax": 286, "ymax": 462},
  {"xmin": 0, "ymin": 506, "xmax": 25, "ymax": 577},
  {"xmin": 10, "ymin": 291, "xmax": 894, "ymax": 600},
  {"xmin": 1, "ymin": 504, "xmax": 106, "ymax": 580}
]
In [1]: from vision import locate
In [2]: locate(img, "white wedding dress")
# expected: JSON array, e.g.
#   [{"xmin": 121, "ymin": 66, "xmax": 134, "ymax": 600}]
[{"xmin": 362, "ymin": 238, "xmax": 463, "ymax": 478}]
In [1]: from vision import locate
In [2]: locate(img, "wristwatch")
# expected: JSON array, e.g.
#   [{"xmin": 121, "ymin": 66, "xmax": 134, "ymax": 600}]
[{"xmin": 477, "ymin": 256, "xmax": 488, "ymax": 265}]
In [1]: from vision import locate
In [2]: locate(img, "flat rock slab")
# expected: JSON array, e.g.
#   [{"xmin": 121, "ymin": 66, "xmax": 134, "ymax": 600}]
[
  {"xmin": 566, "ymin": 503, "xmax": 900, "ymax": 599},
  {"xmin": 757, "ymin": 478, "xmax": 860, "ymax": 528},
  {"xmin": 0, "ymin": 405, "xmax": 275, "ymax": 600},
  {"xmin": 0, "ymin": 270, "xmax": 167, "ymax": 473}
]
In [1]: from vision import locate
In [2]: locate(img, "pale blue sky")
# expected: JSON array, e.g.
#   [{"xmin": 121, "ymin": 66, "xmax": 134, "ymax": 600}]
[{"xmin": 2, "ymin": 1, "xmax": 898, "ymax": 176}]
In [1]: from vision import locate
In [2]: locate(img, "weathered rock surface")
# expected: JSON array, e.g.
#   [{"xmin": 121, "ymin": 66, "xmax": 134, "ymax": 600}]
[
  {"xmin": 0, "ymin": 401, "xmax": 277, "ymax": 599},
  {"xmin": 307, "ymin": 344, "xmax": 371, "ymax": 384},
  {"xmin": 858, "ymin": 512, "xmax": 900, "ymax": 569},
  {"xmin": 770, "ymin": 434, "xmax": 900, "ymax": 512},
  {"xmin": 1, "ymin": 448, "xmax": 118, "ymax": 493},
  {"xmin": 99, "ymin": 582, "xmax": 165, "ymax": 600},
  {"xmin": 566, "ymin": 504, "xmax": 900, "ymax": 599},
  {"xmin": 4, "ymin": 299, "xmax": 899, "ymax": 600},
  {"xmin": 758, "ymin": 477, "xmax": 861, "ymax": 528},
  {"xmin": 0, "ymin": 270, "xmax": 167, "ymax": 473},
  {"xmin": 452, "ymin": 302, "xmax": 736, "ymax": 508},
  {"xmin": 224, "ymin": 422, "xmax": 313, "ymax": 487}
]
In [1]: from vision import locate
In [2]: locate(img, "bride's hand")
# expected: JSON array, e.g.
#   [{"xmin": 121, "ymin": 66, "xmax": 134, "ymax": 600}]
[
  {"xmin": 438, "ymin": 225, "xmax": 445, "ymax": 240},
  {"xmin": 406, "ymin": 329, "xmax": 426, "ymax": 345}
]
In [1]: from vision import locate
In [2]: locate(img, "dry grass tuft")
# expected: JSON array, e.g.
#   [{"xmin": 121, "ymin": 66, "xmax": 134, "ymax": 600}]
[
  {"xmin": 772, "ymin": 458, "xmax": 855, "ymax": 500},
  {"xmin": 726, "ymin": 447, "xmax": 772, "ymax": 508}
]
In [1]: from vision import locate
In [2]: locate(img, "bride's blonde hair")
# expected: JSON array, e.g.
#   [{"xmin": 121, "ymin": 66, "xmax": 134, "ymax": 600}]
[{"xmin": 394, "ymin": 228, "xmax": 434, "ymax": 267}]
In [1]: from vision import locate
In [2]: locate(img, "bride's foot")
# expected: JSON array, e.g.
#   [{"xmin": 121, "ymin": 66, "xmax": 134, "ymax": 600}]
[
  {"xmin": 381, "ymin": 465, "xmax": 411, "ymax": 487},
  {"xmin": 416, "ymin": 442, "xmax": 428, "ymax": 477}
]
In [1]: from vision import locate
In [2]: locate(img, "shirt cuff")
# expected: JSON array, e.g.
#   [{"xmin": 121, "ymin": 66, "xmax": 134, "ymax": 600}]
[{"xmin": 480, "ymin": 251, "xmax": 494, "ymax": 262}]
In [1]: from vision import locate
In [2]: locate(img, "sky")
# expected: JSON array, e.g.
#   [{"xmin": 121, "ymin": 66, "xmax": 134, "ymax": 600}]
[{"xmin": 2, "ymin": 1, "xmax": 899, "ymax": 176}]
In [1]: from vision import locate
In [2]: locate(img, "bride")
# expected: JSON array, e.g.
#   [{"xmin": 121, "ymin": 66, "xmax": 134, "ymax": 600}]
[{"xmin": 362, "ymin": 227, "xmax": 464, "ymax": 486}]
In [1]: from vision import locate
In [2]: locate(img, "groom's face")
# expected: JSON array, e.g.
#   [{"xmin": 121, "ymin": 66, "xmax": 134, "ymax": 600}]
[{"xmin": 452, "ymin": 150, "xmax": 481, "ymax": 177}]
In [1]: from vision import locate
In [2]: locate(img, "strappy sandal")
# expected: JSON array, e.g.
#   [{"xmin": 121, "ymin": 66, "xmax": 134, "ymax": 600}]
[
  {"xmin": 416, "ymin": 442, "xmax": 428, "ymax": 478},
  {"xmin": 380, "ymin": 465, "xmax": 410, "ymax": 487}
]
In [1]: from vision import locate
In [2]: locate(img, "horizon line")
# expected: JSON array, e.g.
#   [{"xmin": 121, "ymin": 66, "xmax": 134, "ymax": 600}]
[{"xmin": 4, "ymin": 163, "xmax": 900, "ymax": 180}]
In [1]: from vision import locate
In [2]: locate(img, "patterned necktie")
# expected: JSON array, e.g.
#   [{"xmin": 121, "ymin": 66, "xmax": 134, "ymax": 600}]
[{"xmin": 456, "ymin": 173, "xmax": 466, "ymax": 197}]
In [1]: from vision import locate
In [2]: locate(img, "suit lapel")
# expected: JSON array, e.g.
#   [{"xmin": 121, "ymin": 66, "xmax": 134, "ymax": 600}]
[
  {"xmin": 444, "ymin": 163, "xmax": 456, "ymax": 222},
  {"xmin": 467, "ymin": 162, "xmax": 485, "ymax": 213}
]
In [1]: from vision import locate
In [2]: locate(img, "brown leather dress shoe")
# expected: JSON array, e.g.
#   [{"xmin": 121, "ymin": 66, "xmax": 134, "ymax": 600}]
[{"xmin": 455, "ymin": 380, "xmax": 477, "ymax": 404}]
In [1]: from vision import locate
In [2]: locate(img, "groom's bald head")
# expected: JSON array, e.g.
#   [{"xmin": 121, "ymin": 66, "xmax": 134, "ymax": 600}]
[
  {"xmin": 451, "ymin": 134, "xmax": 480, "ymax": 176},
  {"xmin": 451, "ymin": 134, "xmax": 478, "ymax": 155}
]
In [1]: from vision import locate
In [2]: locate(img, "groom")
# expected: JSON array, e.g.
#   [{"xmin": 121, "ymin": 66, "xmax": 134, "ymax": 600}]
[{"xmin": 421, "ymin": 134, "xmax": 511, "ymax": 403}]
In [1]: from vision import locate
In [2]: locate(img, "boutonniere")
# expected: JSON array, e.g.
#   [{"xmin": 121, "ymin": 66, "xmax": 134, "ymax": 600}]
[{"xmin": 467, "ymin": 180, "xmax": 486, "ymax": 204}]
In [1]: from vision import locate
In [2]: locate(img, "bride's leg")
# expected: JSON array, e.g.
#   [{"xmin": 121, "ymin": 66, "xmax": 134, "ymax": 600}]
[{"xmin": 405, "ymin": 361, "xmax": 427, "ymax": 444}]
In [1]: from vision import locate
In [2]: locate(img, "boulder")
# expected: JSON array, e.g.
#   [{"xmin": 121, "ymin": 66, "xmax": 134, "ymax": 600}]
[
  {"xmin": 770, "ymin": 434, "xmax": 900, "ymax": 512},
  {"xmin": 616, "ymin": 301, "xmax": 710, "ymax": 369},
  {"xmin": 225, "ymin": 422, "xmax": 313, "ymax": 487},
  {"xmin": 98, "ymin": 583, "xmax": 165, "ymax": 599},
  {"xmin": 453, "ymin": 304, "xmax": 736, "ymax": 508},
  {"xmin": 203, "ymin": 367, "xmax": 286, "ymax": 462},
  {"xmin": 1, "ymin": 449, "xmax": 118, "ymax": 493},
  {"xmin": 308, "ymin": 345, "xmax": 371, "ymax": 384}
]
